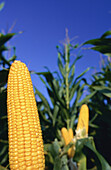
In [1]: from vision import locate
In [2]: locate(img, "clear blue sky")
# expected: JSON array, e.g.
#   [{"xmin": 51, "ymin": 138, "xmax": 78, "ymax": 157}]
[{"xmin": 0, "ymin": 0, "xmax": 111, "ymax": 97}]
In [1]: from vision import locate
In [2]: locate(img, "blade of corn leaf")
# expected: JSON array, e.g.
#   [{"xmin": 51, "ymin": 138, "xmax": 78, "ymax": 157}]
[
  {"xmin": 76, "ymin": 91, "xmax": 97, "ymax": 107},
  {"xmin": 89, "ymin": 123, "xmax": 99, "ymax": 128},
  {"xmin": 91, "ymin": 86, "xmax": 111, "ymax": 98},
  {"xmin": 69, "ymin": 79, "xmax": 81, "ymax": 102},
  {"xmin": 69, "ymin": 55, "xmax": 82, "ymax": 74},
  {"xmin": 48, "ymin": 139, "xmax": 60, "ymax": 158},
  {"xmin": 70, "ymin": 114, "xmax": 76, "ymax": 129},
  {"xmin": 84, "ymin": 139, "xmax": 111, "ymax": 170},
  {"xmin": 0, "ymin": 139, "xmax": 8, "ymax": 144},
  {"xmin": 54, "ymin": 156, "xmax": 61, "ymax": 170},
  {"xmin": 47, "ymin": 88, "xmax": 55, "ymax": 106},
  {"xmin": 58, "ymin": 53, "xmax": 65, "ymax": 79},
  {"xmin": 73, "ymin": 83, "xmax": 86, "ymax": 108},
  {"xmin": 53, "ymin": 105, "xmax": 59, "ymax": 126},
  {"xmin": 78, "ymin": 154, "xmax": 87, "ymax": 170},
  {"xmin": 84, "ymin": 38, "xmax": 111, "ymax": 46},
  {"xmin": 100, "ymin": 30, "xmax": 111, "ymax": 39},
  {"xmin": 53, "ymin": 71, "xmax": 62, "ymax": 83},
  {"xmin": 39, "ymin": 75, "xmax": 51, "ymax": 90},
  {"xmin": 70, "ymin": 83, "xmax": 86, "ymax": 115},
  {"xmin": 33, "ymin": 71, "xmax": 66, "ymax": 108},
  {"xmin": 38, "ymin": 109, "xmax": 51, "ymax": 123},
  {"xmin": 91, "ymin": 46, "xmax": 111, "ymax": 55},
  {"xmin": 74, "ymin": 67, "xmax": 90, "ymax": 83},
  {"xmin": 0, "ymin": 145, "xmax": 8, "ymax": 156},
  {"xmin": 34, "ymin": 86, "xmax": 53, "ymax": 119},
  {"xmin": 69, "ymin": 64, "xmax": 75, "ymax": 87},
  {"xmin": 0, "ymin": 33, "xmax": 15, "ymax": 47},
  {"xmin": 89, "ymin": 113, "xmax": 98, "ymax": 124},
  {"xmin": 0, "ymin": 154, "xmax": 8, "ymax": 165}
]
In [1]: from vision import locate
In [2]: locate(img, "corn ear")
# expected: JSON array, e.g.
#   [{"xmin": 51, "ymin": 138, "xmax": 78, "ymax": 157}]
[
  {"xmin": 7, "ymin": 60, "xmax": 45, "ymax": 170},
  {"xmin": 61, "ymin": 127, "xmax": 75, "ymax": 158},
  {"xmin": 68, "ymin": 128, "xmax": 73, "ymax": 140},
  {"xmin": 77, "ymin": 104, "xmax": 89, "ymax": 135},
  {"xmin": 61, "ymin": 127, "xmax": 70, "ymax": 145},
  {"xmin": 68, "ymin": 128, "xmax": 75, "ymax": 158}
]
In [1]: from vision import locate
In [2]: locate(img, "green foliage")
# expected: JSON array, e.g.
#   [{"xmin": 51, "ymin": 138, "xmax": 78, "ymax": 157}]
[
  {"xmin": 87, "ymin": 57, "xmax": 111, "ymax": 165},
  {"xmin": 0, "ymin": 30, "xmax": 111, "ymax": 170},
  {"xmin": 0, "ymin": 33, "xmax": 16, "ymax": 168},
  {"xmin": 32, "ymin": 41, "xmax": 91, "ymax": 146},
  {"xmin": 83, "ymin": 30, "xmax": 111, "ymax": 56},
  {"xmin": 32, "ymin": 34, "xmax": 111, "ymax": 169}
]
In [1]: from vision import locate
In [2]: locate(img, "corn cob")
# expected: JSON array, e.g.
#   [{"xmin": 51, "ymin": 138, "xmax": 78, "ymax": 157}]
[
  {"xmin": 68, "ymin": 128, "xmax": 75, "ymax": 158},
  {"xmin": 61, "ymin": 127, "xmax": 75, "ymax": 158},
  {"xmin": 68, "ymin": 128, "xmax": 73, "ymax": 140},
  {"xmin": 7, "ymin": 60, "xmax": 45, "ymax": 170},
  {"xmin": 77, "ymin": 104, "xmax": 89, "ymax": 135},
  {"xmin": 61, "ymin": 127, "xmax": 71, "ymax": 145}
]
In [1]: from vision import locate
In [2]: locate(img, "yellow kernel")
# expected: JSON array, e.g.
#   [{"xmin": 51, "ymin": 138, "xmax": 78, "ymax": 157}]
[{"xmin": 25, "ymin": 156, "xmax": 31, "ymax": 161}]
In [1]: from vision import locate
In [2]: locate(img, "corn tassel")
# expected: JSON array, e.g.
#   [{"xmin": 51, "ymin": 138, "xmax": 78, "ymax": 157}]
[
  {"xmin": 77, "ymin": 104, "xmax": 89, "ymax": 135},
  {"xmin": 7, "ymin": 60, "xmax": 45, "ymax": 170},
  {"xmin": 61, "ymin": 127, "xmax": 75, "ymax": 158}
]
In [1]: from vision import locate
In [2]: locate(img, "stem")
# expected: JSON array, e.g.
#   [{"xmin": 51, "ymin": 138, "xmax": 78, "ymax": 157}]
[{"xmin": 65, "ymin": 44, "xmax": 69, "ymax": 110}]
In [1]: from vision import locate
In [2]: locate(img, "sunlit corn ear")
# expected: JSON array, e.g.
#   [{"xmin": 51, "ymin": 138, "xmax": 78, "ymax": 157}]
[
  {"xmin": 68, "ymin": 128, "xmax": 75, "ymax": 158},
  {"xmin": 76, "ymin": 104, "xmax": 89, "ymax": 138},
  {"xmin": 61, "ymin": 127, "xmax": 70, "ymax": 145},
  {"xmin": 68, "ymin": 128, "xmax": 73, "ymax": 140},
  {"xmin": 7, "ymin": 60, "xmax": 45, "ymax": 170},
  {"xmin": 61, "ymin": 127, "xmax": 75, "ymax": 158}
]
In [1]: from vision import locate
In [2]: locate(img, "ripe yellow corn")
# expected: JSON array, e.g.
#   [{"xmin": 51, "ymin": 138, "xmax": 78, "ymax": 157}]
[
  {"xmin": 68, "ymin": 128, "xmax": 73, "ymax": 140},
  {"xmin": 7, "ymin": 60, "xmax": 45, "ymax": 170},
  {"xmin": 77, "ymin": 104, "xmax": 89, "ymax": 135},
  {"xmin": 61, "ymin": 127, "xmax": 75, "ymax": 158},
  {"xmin": 61, "ymin": 127, "xmax": 70, "ymax": 145}
]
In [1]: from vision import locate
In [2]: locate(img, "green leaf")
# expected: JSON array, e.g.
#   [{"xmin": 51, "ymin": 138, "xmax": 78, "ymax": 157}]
[
  {"xmin": 72, "ymin": 83, "xmax": 86, "ymax": 111},
  {"xmin": 91, "ymin": 46, "xmax": 111, "ymax": 55},
  {"xmin": 0, "ymin": 145, "xmax": 8, "ymax": 156},
  {"xmin": 85, "ymin": 140, "xmax": 111, "ymax": 170},
  {"xmin": 47, "ymin": 88, "xmax": 55, "ymax": 106},
  {"xmin": 83, "ymin": 31, "xmax": 111, "ymax": 55},
  {"xmin": 69, "ymin": 64, "xmax": 75, "ymax": 86},
  {"xmin": 58, "ymin": 53, "xmax": 65, "ymax": 79},
  {"xmin": 77, "ymin": 91, "xmax": 97, "ymax": 107},
  {"xmin": 0, "ymin": 33, "xmax": 15, "ymax": 47},
  {"xmin": 54, "ymin": 155, "xmax": 69, "ymax": 170},
  {"xmin": 53, "ymin": 105, "xmax": 59, "ymax": 126},
  {"xmin": 78, "ymin": 154, "xmax": 87, "ymax": 170},
  {"xmin": 91, "ymin": 86, "xmax": 111, "ymax": 98},
  {"xmin": 84, "ymin": 39, "xmax": 111, "ymax": 46},
  {"xmin": 70, "ymin": 114, "xmax": 76, "ymax": 129},
  {"xmin": 34, "ymin": 87, "xmax": 53, "ymax": 119},
  {"xmin": 48, "ymin": 139, "xmax": 60, "ymax": 158},
  {"xmin": 54, "ymin": 156, "xmax": 62, "ymax": 170},
  {"xmin": 74, "ymin": 67, "xmax": 90, "ymax": 82},
  {"xmin": 101, "ymin": 30, "xmax": 111, "ymax": 39},
  {"xmin": 69, "ymin": 79, "xmax": 81, "ymax": 102},
  {"xmin": 61, "ymin": 155, "xmax": 69, "ymax": 170}
]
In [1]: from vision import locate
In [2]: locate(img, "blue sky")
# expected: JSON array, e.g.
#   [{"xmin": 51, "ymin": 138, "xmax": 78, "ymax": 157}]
[{"xmin": 0, "ymin": 0, "xmax": 111, "ymax": 97}]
